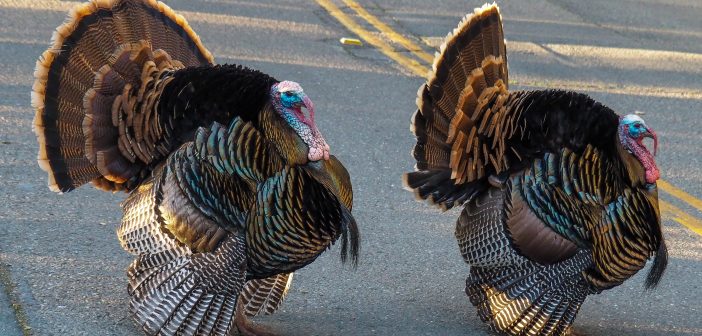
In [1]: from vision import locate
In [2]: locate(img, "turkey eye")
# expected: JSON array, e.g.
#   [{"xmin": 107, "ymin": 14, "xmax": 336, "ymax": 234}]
[{"xmin": 284, "ymin": 91, "xmax": 293, "ymax": 97}]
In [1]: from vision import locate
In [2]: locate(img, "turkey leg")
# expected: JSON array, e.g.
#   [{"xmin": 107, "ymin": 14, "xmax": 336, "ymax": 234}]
[{"xmin": 234, "ymin": 300, "xmax": 278, "ymax": 336}]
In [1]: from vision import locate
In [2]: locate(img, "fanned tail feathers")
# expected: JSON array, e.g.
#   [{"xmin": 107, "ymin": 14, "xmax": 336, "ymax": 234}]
[
  {"xmin": 32, "ymin": 0, "xmax": 213, "ymax": 192},
  {"xmin": 406, "ymin": 3, "xmax": 509, "ymax": 209},
  {"xmin": 403, "ymin": 170, "xmax": 487, "ymax": 210}
]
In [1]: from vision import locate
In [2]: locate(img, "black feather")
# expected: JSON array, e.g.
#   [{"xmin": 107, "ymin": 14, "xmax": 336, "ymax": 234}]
[
  {"xmin": 160, "ymin": 64, "xmax": 278, "ymax": 137},
  {"xmin": 645, "ymin": 239, "xmax": 668, "ymax": 289},
  {"xmin": 339, "ymin": 207, "xmax": 360, "ymax": 268}
]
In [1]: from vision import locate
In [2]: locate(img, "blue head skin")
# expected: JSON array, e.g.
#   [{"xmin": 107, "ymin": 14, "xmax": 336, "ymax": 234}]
[
  {"xmin": 618, "ymin": 114, "xmax": 659, "ymax": 184},
  {"xmin": 623, "ymin": 115, "xmax": 648, "ymax": 139},
  {"xmin": 270, "ymin": 81, "xmax": 330, "ymax": 161},
  {"xmin": 280, "ymin": 89, "xmax": 305, "ymax": 109},
  {"xmin": 619, "ymin": 114, "xmax": 657, "ymax": 155}
]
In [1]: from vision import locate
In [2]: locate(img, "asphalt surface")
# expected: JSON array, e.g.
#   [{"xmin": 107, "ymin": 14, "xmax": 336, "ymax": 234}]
[{"xmin": 1, "ymin": 0, "xmax": 701, "ymax": 335}]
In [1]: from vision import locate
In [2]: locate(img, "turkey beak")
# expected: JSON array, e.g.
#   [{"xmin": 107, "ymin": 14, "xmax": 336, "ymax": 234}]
[{"xmin": 643, "ymin": 127, "xmax": 658, "ymax": 156}]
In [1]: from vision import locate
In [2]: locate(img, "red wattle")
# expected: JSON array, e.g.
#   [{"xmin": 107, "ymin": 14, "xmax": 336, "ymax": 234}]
[
  {"xmin": 629, "ymin": 137, "xmax": 659, "ymax": 184},
  {"xmin": 646, "ymin": 166, "xmax": 660, "ymax": 184}
]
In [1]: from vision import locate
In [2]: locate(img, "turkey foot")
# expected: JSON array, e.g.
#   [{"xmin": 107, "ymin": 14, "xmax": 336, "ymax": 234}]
[
  {"xmin": 235, "ymin": 301, "xmax": 277, "ymax": 336},
  {"xmin": 565, "ymin": 327, "xmax": 586, "ymax": 336}
]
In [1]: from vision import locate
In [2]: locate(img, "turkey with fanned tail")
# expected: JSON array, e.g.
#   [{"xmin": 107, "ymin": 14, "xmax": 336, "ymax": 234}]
[
  {"xmin": 403, "ymin": 3, "xmax": 666, "ymax": 335},
  {"xmin": 32, "ymin": 0, "xmax": 358, "ymax": 334}
]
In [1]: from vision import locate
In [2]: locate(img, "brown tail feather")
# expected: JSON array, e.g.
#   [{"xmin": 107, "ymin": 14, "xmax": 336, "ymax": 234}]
[
  {"xmin": 408, "ymin": 3, "xmax": 509, "ymax": 208},
  {"xmin": 32, "ymin": 0, "xmax": 213, "ymax": 193},
  {"xmin": 421, "ymin": 2, "xmax": 507, "ymax": 127}
]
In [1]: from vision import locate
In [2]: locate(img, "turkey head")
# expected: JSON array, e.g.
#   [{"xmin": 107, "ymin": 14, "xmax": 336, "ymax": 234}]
[
  {"xmin": 618, "ymin": 114, "xmax": 659, "ymax": 184},
  {"xmin": 271, "ymin": 81, "xmax": 330, "ymax": 162}
]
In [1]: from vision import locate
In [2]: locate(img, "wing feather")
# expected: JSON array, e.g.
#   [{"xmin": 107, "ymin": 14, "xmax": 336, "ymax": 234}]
[{"xmin": 239, "ymin": 273, "xmax": 294, "ymax": 317}]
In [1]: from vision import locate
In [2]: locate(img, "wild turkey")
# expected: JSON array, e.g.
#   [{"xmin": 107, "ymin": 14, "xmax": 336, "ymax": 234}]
[
  {"xmin": 404, "ymin": 3, "xmax": 667, "ymax": 335},
  {"xmin": 31, "ymin": 0, "xmax": 359, "ymax": 334}
]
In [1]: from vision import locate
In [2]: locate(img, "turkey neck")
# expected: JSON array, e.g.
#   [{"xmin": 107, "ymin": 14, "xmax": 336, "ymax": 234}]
[
  {"xmin": 258, "ymin": 103, "xmax": 310, "ymax": 166},
  {"xmin": 579, "ymin": 133, "xmax": 663, "ymax": 289},
  {"xmin": 156, "ymin": 64, "xmax": 278, "ymax": 145},
  {"xmin": 615, "ymin": 131, "xmax": 662, "ymax": 239},
  {"xmin": 611, "ymin": 132, "xmax": 661, "ymax": 237},
  {"xmin": 615, "ymin": 132, "xmax": 648, "ymax": 187}
]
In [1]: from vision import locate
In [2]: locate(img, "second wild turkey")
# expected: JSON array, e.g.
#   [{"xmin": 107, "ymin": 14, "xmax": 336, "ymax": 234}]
[
  {"xmin": 32, "ymin": 0, "xmax": 358, "ymax": 334},
  {"xmin": 404, "ymin": 3, "xmax": 667, "ymax": 335}
]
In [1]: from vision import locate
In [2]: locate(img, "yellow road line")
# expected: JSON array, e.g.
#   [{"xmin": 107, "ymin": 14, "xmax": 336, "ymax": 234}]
[
  {"xmin": 341, "ymin": 0, "xmax": 434, "ymax": 64},
  {"xmin": 660, "ymin": 200, "xmax": 702, "ymax": 236},
  {"xmin": 317, "ymin": 0, "xmax": 702, "ymax": 235},
  {"xmin": 314, "ymin": 0, "xmax": 427, "ymax": 77},
  {"xmin": 658, "ymin": 180, "xmax": 702, "ymax": 214}
]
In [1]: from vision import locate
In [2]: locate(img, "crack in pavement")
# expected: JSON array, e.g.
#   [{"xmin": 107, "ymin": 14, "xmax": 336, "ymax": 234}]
[{"xmin": 0, "ymin": 260, "xmax": 31, "ymax": 336}]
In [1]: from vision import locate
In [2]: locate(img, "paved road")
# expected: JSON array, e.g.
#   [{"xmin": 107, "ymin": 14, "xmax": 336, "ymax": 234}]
[{"xmin": 1, "ymin": 0, "xmax": 701, "ymax": 335}]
